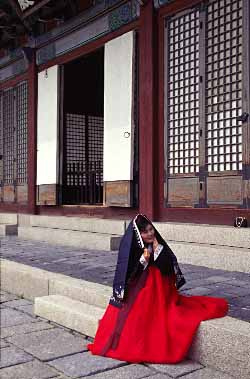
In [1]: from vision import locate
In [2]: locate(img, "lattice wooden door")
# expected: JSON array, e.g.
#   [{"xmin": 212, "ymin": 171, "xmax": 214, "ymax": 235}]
[
  {"xmin": 62, "ymin": 113, "xmax": 104, "ymax": 205},
  {"xmin": 0, "ymin": 81, "xmax": 28, "ymax": 203},
  {"xmin": 164, "ymin": 0, "xmax": 249, "ymax": 208}
]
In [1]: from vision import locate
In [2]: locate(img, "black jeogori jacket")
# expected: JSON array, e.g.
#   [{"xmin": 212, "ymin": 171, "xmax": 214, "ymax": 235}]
[{"xmin": 109, "ymin": 214, "xmax": 186, "ymax": 308}]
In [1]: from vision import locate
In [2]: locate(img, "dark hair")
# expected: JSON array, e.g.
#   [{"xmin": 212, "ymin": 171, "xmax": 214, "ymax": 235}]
[{"xmin": 136, "ymin": 215, "xmax": 152, "ymax": 232}]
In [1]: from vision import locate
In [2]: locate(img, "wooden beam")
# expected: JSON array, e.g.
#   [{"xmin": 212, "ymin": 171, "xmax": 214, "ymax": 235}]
[
  {"xmin": 7, "ymin": 0, "xmax": 32, "ymax": 32},
  {"xmin": 22, "ymin": 0, "xmax": 53, "ymax": 19},
  {"xmin": 27, "ymin": 48, "xmax": 38, "ymax": 214},
  {"xmin": 138, "ymin": 1, "xmax": 157, "ymax": 220}
]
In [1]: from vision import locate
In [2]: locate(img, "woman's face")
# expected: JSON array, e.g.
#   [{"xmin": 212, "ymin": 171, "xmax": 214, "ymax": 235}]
[{"xmin": 140, "ymin": 223, "xmax": 155, "ymax": 244}]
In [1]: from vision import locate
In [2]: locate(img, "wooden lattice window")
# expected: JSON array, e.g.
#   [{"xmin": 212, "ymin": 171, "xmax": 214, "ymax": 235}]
[
  {"xmin": 88, "ymin": 115, "xmax": 103, "ymax": 184},
  {"xmin": 1, "ymin": 81, "xmax": 28, "ymax": 189},
  {"xmin": 63, "ymin": 112, "xmax": 103, "ymax": 204},
  {"xmin": 65, "ymin": 113, "xmax": 86, "ymax": 186},
  {"xmin": 165, "ymin": 0, "xmax": 243, "ymax": 176},
  {"xmin": 0, "ymin": 93, "xmax": 3, "ymax": 185},
  {"xmin": 3, "ymin": 88, "xmax": 15, "ymax": 185},
  {"xmin": 64, "ymin": 113, "xmax": 104, "ymax": 186},
  {"xmin": 16, "ymin": 81, "xmax": 28, "ymax": 183},
  {"xmin": 206, "ymin": 0, "xmax": 243, "ymax": 172},
  {"xmin": 167, "ymin": 9, "xmax": 200, "ymax": 174}
]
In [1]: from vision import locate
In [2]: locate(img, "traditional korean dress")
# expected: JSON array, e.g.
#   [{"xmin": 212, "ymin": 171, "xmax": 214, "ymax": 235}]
[{"xmin": 87, "ymin": 214, "xmax": 228, "ymax": 363}]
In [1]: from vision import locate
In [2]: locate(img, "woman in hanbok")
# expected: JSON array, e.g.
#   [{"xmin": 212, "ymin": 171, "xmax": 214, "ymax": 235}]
[{"xmin": 87, "ymin": 214, "xmax": 228, "ymax": 363}]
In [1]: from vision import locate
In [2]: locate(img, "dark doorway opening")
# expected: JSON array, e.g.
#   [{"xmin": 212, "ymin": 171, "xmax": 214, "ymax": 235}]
[{"xmin": 61, "ymin": 48, "xmax": 104, "ymax": 205}]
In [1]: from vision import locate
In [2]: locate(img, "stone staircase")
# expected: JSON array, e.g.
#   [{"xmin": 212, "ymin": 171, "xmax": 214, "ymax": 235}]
[
  {"xmin": 34, "ymin": 275, "xmax": 250, "ymax": 379},
  {"xmin": 1, "ymin": 257, "xmax": 250, "ymax": 378},
  {"xmin": 0, "ymin": 213, "xmax": 18, "ymax": 236},
  {"xmin": 35, "ymin": 295, "xmax": 104, "ymax": 338},
  {"xmin": 34, "ymin": 294, "xmax": 250, "ymax": 378},
  {"xmin": 1, "ymin": 213, "xmax": 247, "ymax": 272},
  {"xmin": 17, "ymin": 214, "xmax": 124, "ymax": 251},
  {"xmin": 155, "ymin": 221, "xmax": 250, "ymax": 249},
  {"xmin": 169, "ymin": 242, "xmax": 250, "ymax": 273},
  {"xmin": 1, "ymin": 213, "xmax": 249, "ymax": 377},
  {"xmin": 154, "ymin": 221, "xmax": 250, "ymax": 273}
]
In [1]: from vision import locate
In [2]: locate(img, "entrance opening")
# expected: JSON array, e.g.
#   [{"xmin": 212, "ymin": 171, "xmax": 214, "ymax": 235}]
[{"xmin": 61, "ymin": 48, "xmax": 104, "ymax": 205}]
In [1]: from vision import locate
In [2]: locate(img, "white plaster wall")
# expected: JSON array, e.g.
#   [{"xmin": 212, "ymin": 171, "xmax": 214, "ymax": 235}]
[
  {"xmin": 103, "ymin": 31, "xmax": 135, "ymax": 182},
  {"xmin": 37, "ymin": 65, "xmax": 59, "ymax": 185}
]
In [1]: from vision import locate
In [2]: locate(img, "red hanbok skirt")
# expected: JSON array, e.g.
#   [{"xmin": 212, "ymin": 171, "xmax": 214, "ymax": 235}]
[{"xmin": 87, "ymin": 265, "xmax": 228, "ymax": 363}]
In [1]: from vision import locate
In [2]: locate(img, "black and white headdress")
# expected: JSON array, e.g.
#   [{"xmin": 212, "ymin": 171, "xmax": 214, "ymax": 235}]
[{"xmin": 109, "ymin": 214, "xmax": 186, "ymax": 308}]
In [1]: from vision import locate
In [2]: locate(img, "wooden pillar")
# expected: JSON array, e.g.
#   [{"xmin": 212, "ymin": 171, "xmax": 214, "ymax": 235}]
[
  {"xmin": 27, "ymin": 50, "xmax": 38, "ymax": 214},
  {"xmin": 242, "ymin": 0, "xmax": 250, "ymax": 209},
  {"xmin": 139, "ymin": 0, "xmax": 157, "ymax": 220}
]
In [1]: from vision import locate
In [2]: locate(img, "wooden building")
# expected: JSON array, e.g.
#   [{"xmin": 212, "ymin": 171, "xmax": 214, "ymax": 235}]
[{"xmin": 0, "ymin": 0, "xmax": 249, "ymax": 225}]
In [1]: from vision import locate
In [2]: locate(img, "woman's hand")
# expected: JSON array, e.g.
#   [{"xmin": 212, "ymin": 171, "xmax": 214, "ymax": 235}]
[
  {"xmin": 153, "ymin": 236, "xmax": 159, "ymax": 252},
  {"xmin": 143, "ymin": 248, "xmax": 151, "ymax": 262}
]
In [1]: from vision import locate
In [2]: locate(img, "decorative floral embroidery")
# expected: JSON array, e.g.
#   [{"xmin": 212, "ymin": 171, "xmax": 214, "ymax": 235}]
[
  {"xmin": 154, "ymin": 244, "xmax": 163, "ymax": 260},
  {"xmin": 109, "ymin": 294, "xmax": 123, "ymax": 308},
  {"xmin": 114, "ymin": 286, "xmax": 125, "ymax": 299},
  {"xmin": 139, "ymin": 254, "xmax": 148, "ymax": 270},
  {"xmin": 132, "ymin": 216, "xmax": 144, "ymax": 248}
]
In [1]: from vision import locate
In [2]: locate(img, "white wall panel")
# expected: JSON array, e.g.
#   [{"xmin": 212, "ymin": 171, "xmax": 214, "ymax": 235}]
[
  {"xmin": 104, "ymin": 31, "xmax": 135, "ymax": 182},
  {"xmin": 37, "ymin": 65, "xmax": 59, "ymax": 185}
]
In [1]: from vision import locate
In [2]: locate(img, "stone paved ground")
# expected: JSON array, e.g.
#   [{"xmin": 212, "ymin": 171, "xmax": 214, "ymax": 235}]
[
  {"xmin": 0, "ymin": 290, "xmax": 234, "ymax": 378},
  {"xmin": 1, "ymin": 236, "xmax": 250, "ymax": 323}
]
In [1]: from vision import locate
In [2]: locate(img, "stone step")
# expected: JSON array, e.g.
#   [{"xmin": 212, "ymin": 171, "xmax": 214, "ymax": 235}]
[
  {"xmin": 0, "ymin": 212, "xmax": 18, "ymax": 224},
  {"xmin": 20, "ymin": 214, "xmax": 126, "ymax": 235},
  {"xmin": 0, "ymin": 212, "xmax": 18, "ymax": 236},
  {"xmin": 18, "ymin": 226, "xmax": 121, "ymax": 251},
  {"xmin": 189, "ymin": 316, "xmax": 250, "ymax": 379},
  {"xmin": 2, "ymin": 258, "xmax": 250, "ymax": 377},
  {"xmin": 18, "ymin": 213, "xmax": 249, "ymax": 249},
  {"xmin": 3, "ymin": 213, "xmax": 250, "ymax": 251},
  {"xmin": 152, "ymin": 221, "xmax": 250, "ymax": 250},
  {"xmin": 0, "ymin": 224, "xmax": 18, "ymax": 236},
  {"xmin": 34, "ymin": 294, "xmax": 250, "ymax": 379},
  {"xmin": 169, "ymin": 241, "xmax": 250, "ymax": 273},
  {"xmin": 0, "ymin": 259, "xmax": 112, "ymax": 304},
  {"xmin": 34, "ymin": 295, "xmax": 104, "ymax": 338},
  {"xmin": 49, "ymin": 274, "xmax": 111, "ymax": 309}
]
